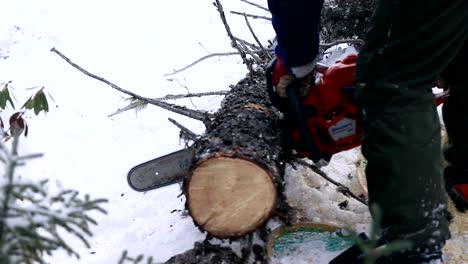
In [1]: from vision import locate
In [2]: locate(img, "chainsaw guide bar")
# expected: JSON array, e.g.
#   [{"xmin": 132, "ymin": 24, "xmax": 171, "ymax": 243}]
[{"xmin": 127, "ymin": 147, "xmax": 195, "ymax": 192}]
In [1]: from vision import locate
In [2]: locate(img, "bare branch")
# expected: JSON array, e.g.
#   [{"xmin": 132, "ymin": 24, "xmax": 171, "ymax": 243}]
[
  {"xmin": 242, "ymin": 13, "xmax": 272, "ymax": 60},
  {"xmin": 168, "ymin": 118, "xmax": 199, "ymax": 141},
  {"xmin": 230, "ymin": 11, "xmax": 271, "ymax": 21},
  {"xmin": 239, "ymin": 0, "xmax": 269, "ymax": 12},
  {"xmin": 51, "ymin": 47, "xmax": 213, "ymax": 122},
  {"xmin": 156, "ymin": 91, "xmax": 229, "ymax": 101},
  {"xmin": 214, "ymin": 0, "xmax": 254, "ymax": 81},
  {"xmin": 237, "ymin": 40, "xmax": 262, "ymax": 64},
  {"xmin": 320, "ymin": 39, "xmax": 365, "ymax": 49},
  {"xmin": 294, "ymin": 158, "xmax": 368, "ymax": 206}
]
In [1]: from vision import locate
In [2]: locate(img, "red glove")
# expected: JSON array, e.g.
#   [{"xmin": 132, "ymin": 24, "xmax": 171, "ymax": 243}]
[{"xmin": 272, "ymin": 55, "xmax": 316, "ymax": 98}]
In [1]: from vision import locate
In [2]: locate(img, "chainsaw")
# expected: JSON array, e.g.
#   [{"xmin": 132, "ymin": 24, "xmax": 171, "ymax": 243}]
[
  {"xmin": 266, "ymin": 53, "xmax": 449, "ymax": 166},
  {"xmin": 127, "ymin": 53, "xmax": 450, "ymax": 192}
]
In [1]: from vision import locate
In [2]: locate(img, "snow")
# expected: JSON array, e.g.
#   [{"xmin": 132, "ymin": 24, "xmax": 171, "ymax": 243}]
[
  {"xmin": 0, "ymin": 1, "xmax": 275, "ymax": 263},
  {"xmin": 0, "ymin": 1, "xmax": 466, "ymax": 264},
  {"xmin": 283, "ymin": 149, "xmax": 371, "ymax": 232}
]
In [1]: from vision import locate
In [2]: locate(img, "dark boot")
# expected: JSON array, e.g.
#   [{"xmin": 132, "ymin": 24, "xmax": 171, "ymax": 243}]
[{"xmin": 330, "ymin": 236, "xmax": 444, "ymax": 264}]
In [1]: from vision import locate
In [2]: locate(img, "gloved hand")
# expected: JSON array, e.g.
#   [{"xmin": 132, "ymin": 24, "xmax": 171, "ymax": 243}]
[{"xmin": 272, "ymin": 55, "xmax": 316, "ymax": 98}]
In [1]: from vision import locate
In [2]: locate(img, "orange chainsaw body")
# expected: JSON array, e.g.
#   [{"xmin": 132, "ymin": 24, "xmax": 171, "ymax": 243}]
[{"xmin": 292, "ymin": 54, "xmax": 364, "ymax": 159}]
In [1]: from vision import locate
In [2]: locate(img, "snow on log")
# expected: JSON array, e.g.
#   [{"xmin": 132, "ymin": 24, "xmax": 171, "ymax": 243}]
[{"xmin": 185, "ymin": 70, "xmax": 285, "ymax": 239}]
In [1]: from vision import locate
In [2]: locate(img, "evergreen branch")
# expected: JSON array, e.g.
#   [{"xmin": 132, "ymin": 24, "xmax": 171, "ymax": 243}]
[
  {"xmin": 0, "ymin": 134, "xmax": 20, "ymax": 247},
  {"xmin": 0, "ymin": 134, "xmax": 108, "ymax": 262}
]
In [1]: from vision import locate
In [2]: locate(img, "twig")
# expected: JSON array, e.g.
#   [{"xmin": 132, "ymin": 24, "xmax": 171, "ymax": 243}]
[
  {"xmin": 243, "ymin": 13, "xmax": 272, "ymax": 60},
  {"xmin": 156, "ymin": 91, "xmax": 230, "ymax": 101},
  {"xmin": 164, "ymin": 51, "xmax": 239, "ymax": 76},
  {"xmin": 14, "ymin": 153, "xmax": 44, "ymax": 161},
  {"xmin": 214, "ymin": 0, "xmax": 254, "ymax": 81},
  {"xmin": 234, "ymin": 38, "xmax": 259, "ymax": 50},
  {"xmin": 230, "ymin": 11, "xmax": 271, "ymax": 21},
  {"xmin": 51, "ymin": 47, "xmax": 213, "ymax": 122},
  {"xmin": 168, "ymin": 118, "xmax": 199, "ymax": 141},
  {"xmin": 294, "ymin": 158, "xmax": 368, "ymax": 206},
  {"xmin": 165, "ymin": 49, "xmax": 271, "ymax": 76},
  {"xmin": 237, "ymin": 40, "xmax": 262, "ymax": 64},
  {"xmin": 171, "ymin": 77, "xmax": 197, "ymax": 108},
  {"xmin": 240, "ymin": 0, "xmax": 269, "ymax": 12},
  {"xmin": 320, "ymin": 39, "xmax": 365, "ymax": 49},
  {"xmin": 198, "ymin": 42, "xmax": 212, "ymax": 54}
]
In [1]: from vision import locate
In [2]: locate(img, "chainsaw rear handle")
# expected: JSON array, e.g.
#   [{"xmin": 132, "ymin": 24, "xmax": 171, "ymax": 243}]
[
  {"xmin": 266, "ymin": 58, "xmax": 328, "ymax": 167},
  {"xmin": 286, "ymin": 81, "xmax": 328, "ymax": 167}
]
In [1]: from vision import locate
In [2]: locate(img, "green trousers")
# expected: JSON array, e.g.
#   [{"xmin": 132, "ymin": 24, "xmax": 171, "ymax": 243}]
[{"xmin": 354, "ymin": 0, "xmax": 468, "ymax": 250}]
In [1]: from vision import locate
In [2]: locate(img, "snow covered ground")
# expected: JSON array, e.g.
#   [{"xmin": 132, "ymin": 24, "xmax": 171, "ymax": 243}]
[
  {"xmin": 1, "ymin": 1, "xmax": 466, "ymax": 264},
  {"xmin": 1, "ymin": 1, "xmax": 275, "ymax": 263}
]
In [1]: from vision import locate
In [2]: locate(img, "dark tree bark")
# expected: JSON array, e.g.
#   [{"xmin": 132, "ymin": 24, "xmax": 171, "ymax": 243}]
[
  {"xmin": 321, "ymin": 0, "xmax": 375, "ymax": 43},
  {"xmin": 164, "ymin": 241, "xmax": 243, "ymax": 264}
]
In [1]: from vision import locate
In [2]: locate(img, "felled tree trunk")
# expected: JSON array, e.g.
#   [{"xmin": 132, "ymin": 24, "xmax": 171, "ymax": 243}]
[
  {"xmin": 185, "ymin": 70, "xmax": 285, "ymax": 239},
  {"xmin": 168, "ymin": 1, "xmax": 376, "ymax": 262}
]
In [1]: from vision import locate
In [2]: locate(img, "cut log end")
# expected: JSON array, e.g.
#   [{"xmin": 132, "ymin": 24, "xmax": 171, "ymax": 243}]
[{"xmin": 187, "ymin": 156, "xmax": 277, "ymax": 238}]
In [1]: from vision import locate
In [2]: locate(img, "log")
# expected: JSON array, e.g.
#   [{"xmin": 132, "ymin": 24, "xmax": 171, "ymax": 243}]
[{"xmin": 185, "ymin": 70, "xmax": 285, "ymax": 239}]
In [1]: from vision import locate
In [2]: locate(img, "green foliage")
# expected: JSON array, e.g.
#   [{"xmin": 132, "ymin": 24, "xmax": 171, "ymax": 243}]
[
  {"xmin": 21, "ymin": 87, "xmax": 49, "ymax": 115},
  {"xmin": 0, "ymin": 82, "xmax": 15, "ymax": 109},
  {"xmin": 118, "ymin": 250, "xmax": 156, "ymax": 264},
  {"xmin": 347, "ymin": 204, "xmax": 412, "ymax": 264},
  {"xmin": 0, "ymin": 83, "xmax": 53, "ymax": 139}
]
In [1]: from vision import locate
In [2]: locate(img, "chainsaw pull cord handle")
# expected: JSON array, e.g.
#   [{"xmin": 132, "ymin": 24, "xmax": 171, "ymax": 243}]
[{"xmin": 286, "ymin": 80, "xmax": 327, "ymax": 167}]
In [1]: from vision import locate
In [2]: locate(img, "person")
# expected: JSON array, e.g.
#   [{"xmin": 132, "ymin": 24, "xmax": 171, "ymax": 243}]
[{"xmin": 267, "ymin": 0, "xmax": 467, "ymax": 263}]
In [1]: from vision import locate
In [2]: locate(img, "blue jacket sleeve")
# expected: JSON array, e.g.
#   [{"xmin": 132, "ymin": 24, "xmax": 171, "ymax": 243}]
[{"xmin": 268, "ymin": 0, "xmax": 324, "ymax": 68}]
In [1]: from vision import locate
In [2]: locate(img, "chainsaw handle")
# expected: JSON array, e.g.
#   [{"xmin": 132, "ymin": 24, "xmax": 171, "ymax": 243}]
[
  {"xmin": 435, "ymin": 88, "xmax": 450, "ymax": 106},
  {"xmin": 286, "ymin": 81, "xmax": 324, "ymax": 164}
]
